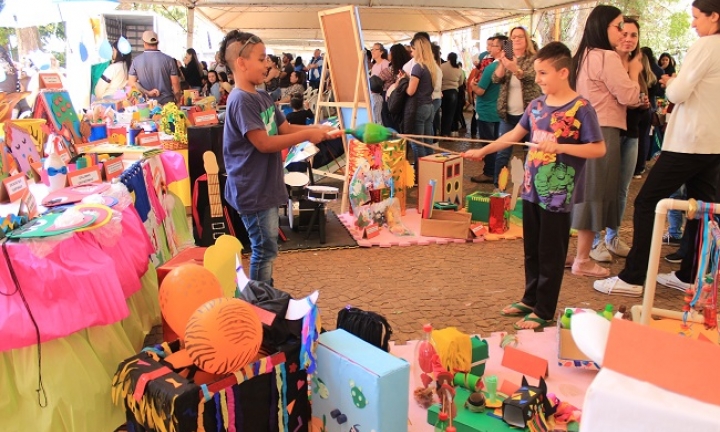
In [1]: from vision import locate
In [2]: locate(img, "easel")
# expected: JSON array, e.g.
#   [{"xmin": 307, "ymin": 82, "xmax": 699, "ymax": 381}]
[{"xmin": 317, "ymin": 6, "xmax": 374, "ymax": 214}]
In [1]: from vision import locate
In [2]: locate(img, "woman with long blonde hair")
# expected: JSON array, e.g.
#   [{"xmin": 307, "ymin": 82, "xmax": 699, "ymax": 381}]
[{"xmin": 405, "ymin": 35, "xmax": 437, "ymax": 162}]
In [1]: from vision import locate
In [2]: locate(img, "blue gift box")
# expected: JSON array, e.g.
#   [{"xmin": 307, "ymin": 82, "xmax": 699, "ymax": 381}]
[{"xmin": 313, "ymin": 329, "xmax": 410, "ymax": 432}]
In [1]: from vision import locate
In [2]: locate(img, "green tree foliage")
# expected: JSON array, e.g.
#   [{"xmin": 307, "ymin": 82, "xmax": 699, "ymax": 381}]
[
  {"xmin": 536, "ymin": 0, "xmax": 694, "ymax": 63},
  {"xmin": 130, "ymin": 4, "xmax": 187, "ymax": 32}
]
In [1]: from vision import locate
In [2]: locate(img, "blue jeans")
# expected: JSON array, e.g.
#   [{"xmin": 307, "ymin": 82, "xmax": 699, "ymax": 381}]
[
  {"xmin": 477, "ymin": 119, "xmax": 499, "ymax": 177},
  {"xmin": 668, "ymin": 185, "xmax": 687, "ymax": 238},
  {"xmin": 440, "ymin": 89, "xmax": 458, "ymax": 136},
  {"xmin": 432, "ymin": 98, "xmax": 442, "ymax": 136},
  {"xmin": 605, "ymin": 136, "xmax": 638, "ymax": 243},
  {"xmin": 411, "ymin": 103, "xmax": 435, "ymax": 163},
  {"xmin": 494, "ymin": 114, "xmax": 525, "ymax": 187},
  {"xmin": 240, "ymin": 207, "xmax": 279, "ymax": 284}
]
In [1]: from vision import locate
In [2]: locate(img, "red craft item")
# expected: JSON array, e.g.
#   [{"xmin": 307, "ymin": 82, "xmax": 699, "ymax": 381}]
[{"xmin": 489, "ymin": 194, "xmax": 510, "ymax": 234}]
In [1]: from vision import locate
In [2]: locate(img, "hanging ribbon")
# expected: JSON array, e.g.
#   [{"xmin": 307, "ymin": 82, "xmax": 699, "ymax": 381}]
[
  {"xmin": 300, "ymin": 299, "xmax": 319, "ymax": 374},
  {"xmin": 227, "ymin": 387, "xmax": 237, "ymax": 432}
]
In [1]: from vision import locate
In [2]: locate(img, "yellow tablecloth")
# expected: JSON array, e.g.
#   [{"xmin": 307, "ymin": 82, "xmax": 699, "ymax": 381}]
[{"xmin": 0, "ymin": 266, "xmax": 160, "ymax": 432}]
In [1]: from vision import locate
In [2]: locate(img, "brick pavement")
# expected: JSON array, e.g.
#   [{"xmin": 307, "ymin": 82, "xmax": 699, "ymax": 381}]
[{"xmin": 271, "ymin": 133, "xmax": 685, "ymax": 343}]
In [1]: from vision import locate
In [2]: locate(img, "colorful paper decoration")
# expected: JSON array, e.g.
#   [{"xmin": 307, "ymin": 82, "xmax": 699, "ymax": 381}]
[
  {"xmin": 79, "ymin": 41, "xmax": 88, "ymax": 62},
  {"xmin": 74, "ymin": 203, "xmax": 113, "ymax": 232},
  {"xmin": 8, "ymin": 210, "xmax": 97, "ymax": 238},
  {"xmin": 42, "ymin": 183, "xmax": 110, "ymax": 207},
  {"xmin": 4, "ymin": 122, "xmax": 43, "ymax": 174},
  {"xmin": 32, "ymin": 90, "xmax": 83, "ymax": 155}
]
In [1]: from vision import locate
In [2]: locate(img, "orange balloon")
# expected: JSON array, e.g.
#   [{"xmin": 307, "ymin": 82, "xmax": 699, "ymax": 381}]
[
  {"xmin": 158, "ymin": 264, "xmax": 223, "ymax": 340},
  {"xmin": 185, "ymin": 298, "xmax": 263, "ymax": 375}
]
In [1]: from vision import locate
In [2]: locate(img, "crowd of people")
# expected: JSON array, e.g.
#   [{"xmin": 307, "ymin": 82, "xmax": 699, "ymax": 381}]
[
  {"xmin": 86, "ymin": 30, "xmax": 326, "ymax": 109},
  {"xmin": 361, "ymin": 0, "xmax": 720, "ymax": 329},
  {"xmin": 40, "ymin": 0, "xmax": 716, "ymax": 329}
]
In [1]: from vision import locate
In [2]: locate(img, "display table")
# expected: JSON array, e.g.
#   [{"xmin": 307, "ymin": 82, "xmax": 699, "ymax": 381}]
[
  {"xmin": 0, "ymin": 153, "xmax": 193, "ymax": 431},
  {"xmin": 582, "ymin": 369, "xmax": 720, "ymax": 431},
  {"xmin": 0, "ymin": 203, "xmax": 161, "ymax": 431}
]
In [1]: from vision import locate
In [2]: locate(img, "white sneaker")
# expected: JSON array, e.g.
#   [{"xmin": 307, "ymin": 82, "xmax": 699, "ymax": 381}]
[
  {"xmin": 590, "ymin": 241, "xmax": 613, "ymax": 262},
  {"xmin": 593, "ymin": 277, "xmax": 643, "ymax": 297},
  {"xmin": 607, "ymin": 236, "xmax": 630, "ymax": 257},
  {"xmin": 657, "ymin": 271, "xmax": 692, "ymax": 292}
]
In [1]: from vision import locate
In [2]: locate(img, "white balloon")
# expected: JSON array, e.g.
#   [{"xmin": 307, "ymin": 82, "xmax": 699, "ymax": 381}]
[
  {"xmin": 117, "ymin": 36, "xmax": 132, "ymax": 55},
  {"xmin": 570, "ymin": 312, "xmax": 612, "ymax": 366}
]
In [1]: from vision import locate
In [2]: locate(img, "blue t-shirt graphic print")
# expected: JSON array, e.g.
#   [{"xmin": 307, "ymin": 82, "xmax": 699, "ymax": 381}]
[
  {"xmin": 519, "ymin": 95, "xmax": 603, "ymax": 213},
  {"xmin": 223, "ymin": 89, "xmax": 287, "ymax": 215}
]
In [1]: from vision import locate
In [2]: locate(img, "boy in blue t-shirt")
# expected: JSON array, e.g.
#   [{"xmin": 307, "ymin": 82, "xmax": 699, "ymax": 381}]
[
  {"xmin": 219, "ymin": 31, "xmax": 332, "ymax": 284},
  {"xmin": 463, "ymin": 42, "xmax": 606, "ymax": 330}
]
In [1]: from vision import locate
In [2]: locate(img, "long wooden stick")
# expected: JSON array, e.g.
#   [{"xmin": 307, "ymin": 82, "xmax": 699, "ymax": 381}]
[
  {"xmin": 399, "ymin": 132, "xmax": 536, "ymax": 148},
  {"xmin": 400, "ymin": 134, "xmax": 535, "ymax": 156}
]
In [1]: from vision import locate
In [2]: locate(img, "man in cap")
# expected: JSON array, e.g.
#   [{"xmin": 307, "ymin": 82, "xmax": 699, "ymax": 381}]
[{"xmin": 128, "ymin": 30, "xmax": 181, "ymax": 105}]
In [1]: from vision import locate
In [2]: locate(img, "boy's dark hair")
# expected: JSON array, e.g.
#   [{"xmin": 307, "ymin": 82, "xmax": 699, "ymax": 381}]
[
  {"xmin": 290, "ymin": 94, "xmax": 304, "ymax": 110},
  {"xmin": 535, "ymin": 41, "xmax": 572, "ymax": 72},
  {"xmin": 493, "ymin": 34, "xmax": 509, "ymax": 43},
  {"xmin": 219, "ymin": 30, "xmax": 262, "ymax": 73},
  {"xmin": 369, "ymin": 75, "xmax": 383, "ymax": 94}
]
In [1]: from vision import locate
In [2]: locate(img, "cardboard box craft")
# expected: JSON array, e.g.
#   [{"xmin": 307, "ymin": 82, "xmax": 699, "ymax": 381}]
[
  {"xmin": 114, "ymin": 340, "xmax": 310, "ymax": 432},
  {"xmin": 465, "ymin": 191, "xmax": 491, "ymax": 223},
  {"xmin": 557, "ymin": 308, "xmax": 600, "ymax": 370},
  {"xmin": 420, "ymin": 209, "xmax": 471, "ymax": 240},
  {"xmin": 188, "ymin": 109, "xmax": 219, "ymax": 126},
  {"xmin": 313, "ymin": 329, "xmax": 410, "ymax": 432}
]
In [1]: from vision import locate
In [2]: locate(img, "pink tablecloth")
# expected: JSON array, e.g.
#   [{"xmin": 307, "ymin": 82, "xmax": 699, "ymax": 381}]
[{"xmin": 0, "ymin": 205, "xmax": 154, "ymax": 352}]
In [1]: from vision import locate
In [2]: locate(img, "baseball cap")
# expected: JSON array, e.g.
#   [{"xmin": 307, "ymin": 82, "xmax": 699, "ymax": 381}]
[{"xmin": 142, "ymin": 30, "xmax": 159, "ymax": 44}]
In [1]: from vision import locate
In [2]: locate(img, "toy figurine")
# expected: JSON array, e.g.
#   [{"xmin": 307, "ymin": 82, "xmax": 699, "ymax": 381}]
[
  {"xmin": 44, "ymin": 134, "xmax": 67, "ymax": 192},
  {"xmin": 502, "ymin": 376, "xmax": 556, "ymax": 429},
  {"xmin": 464, "ymin": 392, "xmax": 486, "ymax": 413}
]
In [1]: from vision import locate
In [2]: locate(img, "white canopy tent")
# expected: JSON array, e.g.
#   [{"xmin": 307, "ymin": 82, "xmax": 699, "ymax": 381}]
[{"xmin": 119, "ymin": 0, "xmax": 590, "ymax": 50}]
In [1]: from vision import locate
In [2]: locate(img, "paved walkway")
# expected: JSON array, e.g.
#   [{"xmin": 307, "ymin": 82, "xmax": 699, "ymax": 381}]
[{"xmin": 272, "ymin": 131, "xmax": 684, "ymax": 343}]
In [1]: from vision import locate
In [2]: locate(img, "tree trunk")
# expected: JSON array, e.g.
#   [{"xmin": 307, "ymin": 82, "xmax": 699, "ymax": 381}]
[{"xmin": 16, "ymin": 26, "xmax": 41, "ymax": 59}]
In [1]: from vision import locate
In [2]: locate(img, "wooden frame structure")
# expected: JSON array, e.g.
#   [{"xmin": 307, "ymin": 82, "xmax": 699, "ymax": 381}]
[{"xmin": 317, "ymin": 6, "xmax": 373, "ymax": 213}]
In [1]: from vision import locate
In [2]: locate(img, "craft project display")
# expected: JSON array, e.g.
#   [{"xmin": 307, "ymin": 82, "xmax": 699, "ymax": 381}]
[
  {"xmin": 112, "ymin": 341, "xmax": 310, "ymax": 432},
  {"xmin": 502, "ymin": 376, "xmax": 555, "ymax": 430},
  {"xmin": 32, "ymin": 90, "xmax": 83, "ymax": 154},
  {"xmin": 313, "ymin": 329, "xmax": 409, "ymax": 432},
  {"xmin": 349, "ymin": 159, "xmax": 413, "ymax": 236},
  {"xmin": 465, "ymin": 192, "xmax": 492, "ymax": 223},
  {"xmin": 489, "ymin": 193, "xmax": 511, "ymax": 234},
  {"xmin": 418, "ymin": 153, "xmax": 464, "ymax": 209},
  {"xmin": 346, "ymin": 137, "xmax": 413, "ymax": 215},
  {"xmin": 3, "ymin": 121, "xmax": 43, "ymax": 175}
]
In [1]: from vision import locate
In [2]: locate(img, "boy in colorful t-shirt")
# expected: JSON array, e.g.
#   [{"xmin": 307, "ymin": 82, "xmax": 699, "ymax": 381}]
[
  {"xmin": 463, "ymin": 42, "xmax": 606, "ymax": 330},
  {"xmin": 220, "ymin": 31, "xmax": 332, "ymax": 284}
]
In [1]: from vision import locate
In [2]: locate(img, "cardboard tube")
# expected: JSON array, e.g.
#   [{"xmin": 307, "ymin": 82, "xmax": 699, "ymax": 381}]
[{"xmin": 453, "ymin": 372, "xmax": 482, "ymax": 391}]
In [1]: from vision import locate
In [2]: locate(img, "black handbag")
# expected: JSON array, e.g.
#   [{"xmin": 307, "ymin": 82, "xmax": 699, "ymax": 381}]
[{"xmin": 336, "ymin": 306, "xmax": 393, "ymax": 352}]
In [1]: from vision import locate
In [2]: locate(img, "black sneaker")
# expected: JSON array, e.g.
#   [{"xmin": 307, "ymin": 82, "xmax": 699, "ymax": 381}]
[
  {"xmin": 664, "ymin": 252, "xmax": 683, "ymax": 264},
  {"xmin": 662, "ymin": 233, "xmax": 682, "ymax": 246}
]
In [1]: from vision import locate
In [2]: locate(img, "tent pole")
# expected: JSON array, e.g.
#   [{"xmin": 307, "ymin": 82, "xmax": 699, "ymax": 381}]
[{"xmin": 187, "ymin": 5, "xmax": 195, "ymax": 48}]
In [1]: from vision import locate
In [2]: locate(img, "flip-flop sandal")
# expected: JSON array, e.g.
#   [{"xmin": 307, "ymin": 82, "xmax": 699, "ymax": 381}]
[
  {"xmin": 513, "ymin": 314, "xmax": 553, "ymax": 331},
  {"xmin": 500, "ymin": 302, "xmax": 533, "ymax": 317}
]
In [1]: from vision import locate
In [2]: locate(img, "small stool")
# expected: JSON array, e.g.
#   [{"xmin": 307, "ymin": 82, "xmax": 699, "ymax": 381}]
[
  {"xmin": 304, "ymin": 185, "xmax": 339, "ymax": 244},
  {"xmin": 305, "ymin": 202, "xmax": 328, "ymax": 243}
]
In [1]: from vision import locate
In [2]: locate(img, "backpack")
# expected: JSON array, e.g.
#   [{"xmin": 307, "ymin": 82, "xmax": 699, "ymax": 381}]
[{"xmin": 336, "ymin": 306, "xmax": 393, "ymax": 352}]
